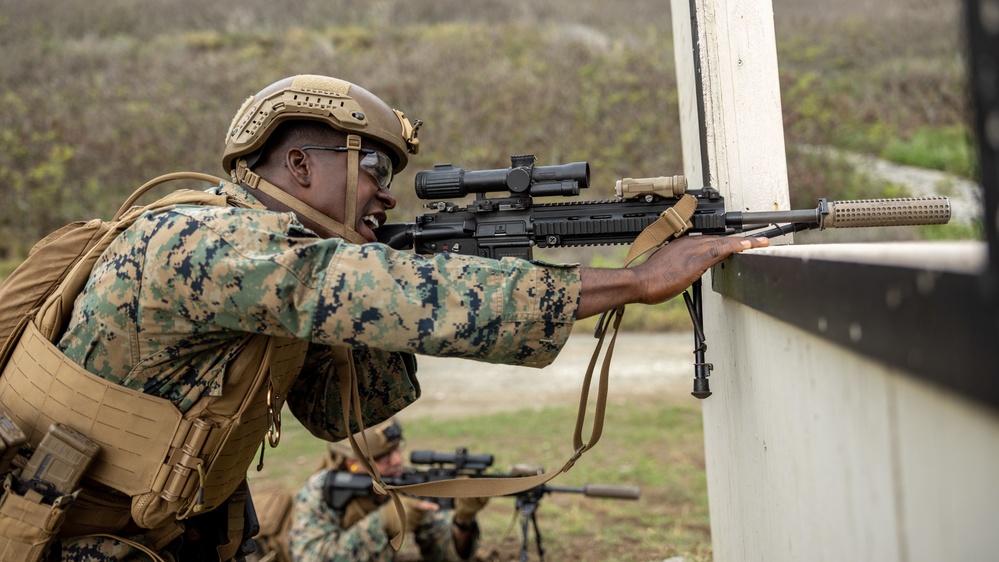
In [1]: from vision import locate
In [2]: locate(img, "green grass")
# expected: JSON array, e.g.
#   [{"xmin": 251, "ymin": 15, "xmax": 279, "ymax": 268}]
[
  {"xmin": 248, "ymin": 399, "xmax": 712, "ymax": 562},
  {"xmin": 881, "ymin": 125, "xmax": 976, "ymax": 177}
]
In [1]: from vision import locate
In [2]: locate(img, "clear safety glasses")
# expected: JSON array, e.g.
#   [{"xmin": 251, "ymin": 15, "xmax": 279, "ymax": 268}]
[{"xmin": 300, "ymin": 145, "xmax": 394, "ymax": 189}]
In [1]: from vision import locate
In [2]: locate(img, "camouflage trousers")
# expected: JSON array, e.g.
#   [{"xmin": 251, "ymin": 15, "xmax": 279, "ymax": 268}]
[{"xmin": 55, "ymin": 535, "xmax": 172, "ymax": 562}]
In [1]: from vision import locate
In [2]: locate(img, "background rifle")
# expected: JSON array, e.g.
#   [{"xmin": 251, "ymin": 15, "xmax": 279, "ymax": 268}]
[
  {"xmin": 378, "ymin": 155, "xmax": 953, "ymax": 398},
  {"xmin": 323, "ymin": 447, "xmax": 640, "ymax": 561},
  {"xmin": 323, "ymin": 447, "xmax": 495, "ymax": 511}
]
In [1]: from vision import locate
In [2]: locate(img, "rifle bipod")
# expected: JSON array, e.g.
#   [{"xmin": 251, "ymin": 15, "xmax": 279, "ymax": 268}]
[
  {"xmin": 683, "ymin": 278, "xmax": 713, "ymax": 399},
  {"xmin": 514, "ymin": 492, "xmax": 546, "ymax": 562}
]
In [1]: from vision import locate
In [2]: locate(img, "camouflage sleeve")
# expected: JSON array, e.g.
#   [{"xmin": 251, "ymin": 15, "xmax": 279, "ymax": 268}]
[
  {"xmin": 287, "ymin": 344, "xmax": 420, "ymax": 441},
  {"xmin": 314, "ymin": 244, "xmax": 580, "ymax": 368},
  {"xmin": 288, "ymin": 471, "xmax": 393, "ymax": 562},
  {"xmin": 58, "ymin": 205, "xmax": 580, "ymax": 414},
  {"xmin": 149, "ymin": 206, "xmax": 580, "ymax": 367}
]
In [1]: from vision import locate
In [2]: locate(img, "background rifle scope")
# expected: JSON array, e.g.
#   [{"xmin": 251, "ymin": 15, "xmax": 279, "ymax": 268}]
[{"xmin": 409, "ymin": 449, "xmax": 494, "ymax": 469}]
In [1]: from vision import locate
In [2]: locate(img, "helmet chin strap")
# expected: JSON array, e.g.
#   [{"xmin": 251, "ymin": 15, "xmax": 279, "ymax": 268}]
[
  {"xmin": 343, "ymin": 134, "xmax": 361, "ymax": 238},
  {"xmin": 233, "ymin": 133, "xmax": 367, "ymax": 245}
]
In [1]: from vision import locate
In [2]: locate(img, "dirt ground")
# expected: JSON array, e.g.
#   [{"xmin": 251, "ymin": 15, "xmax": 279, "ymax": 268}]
[{"xmin": 396, "ymin": 331, "xmax": 700, "ymax": 423}]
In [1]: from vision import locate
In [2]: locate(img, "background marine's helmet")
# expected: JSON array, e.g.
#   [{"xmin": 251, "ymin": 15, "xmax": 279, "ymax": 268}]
[
  {"xmin": 221, "ymin": 74, "xmax": 420, "ymax": 176},
  {"xmin": 326, "ymin": 418, "xmax": 404, "ymax": 461}
]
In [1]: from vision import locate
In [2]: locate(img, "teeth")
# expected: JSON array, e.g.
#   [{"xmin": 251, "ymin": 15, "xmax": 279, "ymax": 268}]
[{"xmin": 363, "ymin": 215, "xmax": 381, "ymax": 229}]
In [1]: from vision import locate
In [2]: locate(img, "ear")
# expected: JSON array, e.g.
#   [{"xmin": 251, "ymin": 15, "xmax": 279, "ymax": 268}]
[
  {"xmin": 285, "ymin": 147, "xmax": 312, "ymax": 188},
  {"xmin": 345, "ymin": 459, "xmax": 362, "ymax": 474}
]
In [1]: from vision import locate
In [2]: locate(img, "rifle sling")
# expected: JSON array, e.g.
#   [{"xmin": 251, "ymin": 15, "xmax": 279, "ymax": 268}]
[{"xmin": 625, "ymin": 193, "xmax": 696, "ymax": 265}]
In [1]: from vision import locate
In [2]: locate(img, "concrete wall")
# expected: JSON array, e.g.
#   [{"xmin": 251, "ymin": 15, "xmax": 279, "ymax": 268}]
[
  {"xmin": 670, "ymin": 0, "xmax": 999, "ymax": 560},
  {"xmin": 701, "ymin": 286, "xmax": 999, "ymax": 561}
]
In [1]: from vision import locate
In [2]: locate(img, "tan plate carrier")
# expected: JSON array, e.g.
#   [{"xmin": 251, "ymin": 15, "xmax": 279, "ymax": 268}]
[{"xmin": 0, "ymin": 175, "xmax": 310, "ymax": 560}]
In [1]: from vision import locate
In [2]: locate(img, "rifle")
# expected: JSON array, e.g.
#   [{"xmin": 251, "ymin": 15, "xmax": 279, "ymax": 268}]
[
  {"xmin": 496, "ymin": 464, "xmax": 640, "ymax": 562},
  {"xmin": 323, "ymin": 448, "xmax": 640, "ymax": 562},
  {"xmin": 377, "ymin": 155, "xmax": 953, "ymax": 397},
  {"xmin": 323, "ymin": 447, "xmax": 494, "ymax": 511}
]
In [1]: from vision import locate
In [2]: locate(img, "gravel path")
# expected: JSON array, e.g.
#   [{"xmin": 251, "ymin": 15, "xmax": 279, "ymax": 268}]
[{"xmin": 797, "ymin": 144, "xmax": 982, "ymax": 225}]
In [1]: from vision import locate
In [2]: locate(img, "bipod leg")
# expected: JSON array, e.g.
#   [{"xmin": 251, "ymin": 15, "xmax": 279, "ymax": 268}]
[
  {"xmin": 684, "ymin": 278, "xmax": 713, "ymax": 399},
  {"xmin": 518, "ymin": 503, "xmax": 534, "ymax": 562},
  {"xmin": 531, "ymin": 509, "xmax": 545, "ymax": 562}
]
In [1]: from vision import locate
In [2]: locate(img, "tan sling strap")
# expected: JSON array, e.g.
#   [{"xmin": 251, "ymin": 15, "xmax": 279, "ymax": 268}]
[
  {"xmin": 344, "ymin": 195, "xmax": 698, "ymax": 551},
  {"xmin": 624, "ymin": 193, "xmax": 697, "ymax": 266}
]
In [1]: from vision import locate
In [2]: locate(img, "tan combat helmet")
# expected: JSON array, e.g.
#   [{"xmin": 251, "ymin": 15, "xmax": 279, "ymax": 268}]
[
  {"xmin": 326, "ymin": 418, "xmax": 404, "ymax": 466},
  {"xmin": 222, "ymin": 74, "xmax": 421, "ymax": 243}
]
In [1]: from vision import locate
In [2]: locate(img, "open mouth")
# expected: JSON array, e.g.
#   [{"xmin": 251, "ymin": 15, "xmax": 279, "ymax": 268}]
[{"xmin": 362, "ymin": 214, "xmax": 382, "ymax": 230}]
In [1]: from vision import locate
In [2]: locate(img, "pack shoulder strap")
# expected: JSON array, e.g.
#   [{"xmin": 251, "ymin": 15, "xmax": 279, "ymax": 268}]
[{"xmin": 33, "ymin": 173, "xmax": 233, "ymax": 341}]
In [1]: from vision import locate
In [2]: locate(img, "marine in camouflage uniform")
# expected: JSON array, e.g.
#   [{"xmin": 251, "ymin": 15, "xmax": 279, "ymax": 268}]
[
  {"xmin": 52, "ymin": 178, "xmax": 575, "ymax": 559},
  {"xmin": 56, "ymin": 179, "xmax": 579, "ymax": 418},
  {"xmin": 287, "ymin": 419, "xmax": 486, "ymax": 562},
  {"xmin": 45, "ymin": 75, "xmax": 577, "ymax": 561},
  {"xmin": 10, "ymin": 74, "xmax": 764, "ymax": 560},
  {"xmin": 290, "ymin": 471, "xmax": 460, "ymax": 562}
]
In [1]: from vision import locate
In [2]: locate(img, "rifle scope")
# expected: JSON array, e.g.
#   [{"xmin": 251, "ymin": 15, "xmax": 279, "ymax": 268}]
[
  {"xmin": 415, "ymin": 155, "xmax": 589, "ymax": 200},
  {"xmin": 410, "ymin": 449, "xmax": 494, "ymax": 469}
]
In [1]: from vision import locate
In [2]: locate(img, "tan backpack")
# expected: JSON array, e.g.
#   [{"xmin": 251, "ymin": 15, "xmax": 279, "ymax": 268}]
[
  {"xmin": 0, "ymin": 172, "xmax": 235, "ymax": 360},
  {"xmin": 0, "ymin": 172, "xmax": 254, "ymax": 561}
]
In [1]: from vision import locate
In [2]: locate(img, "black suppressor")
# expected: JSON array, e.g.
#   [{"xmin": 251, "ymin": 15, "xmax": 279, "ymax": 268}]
[{"xmin": 415, "ymin": 155, "xmax": 589, "ymax": 200}]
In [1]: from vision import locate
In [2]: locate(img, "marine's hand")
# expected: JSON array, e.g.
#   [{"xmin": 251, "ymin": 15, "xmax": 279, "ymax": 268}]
[
  {"xmin": 380, "ymin": 495, "xmax": 439, "ymax": 536},
  {"xmin": 454, "ymin": 496, "xmax": 490, "ymax": 524},
  {"xmin": 633, "ymin": 235, "xmax": 769, "ymax": 305},
  {"xmin": 577, "ymin": 235, "xmax": 768, "ymax": 319}
]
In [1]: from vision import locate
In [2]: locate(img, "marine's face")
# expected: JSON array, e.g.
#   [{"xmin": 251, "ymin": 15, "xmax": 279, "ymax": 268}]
[
  {"xmin": 302, "ymin": 138, "xmax": 398, "ymax": 242},
  {"xmin": 374, "ymin": 445, "xmax": 404, "ymax": 478}
]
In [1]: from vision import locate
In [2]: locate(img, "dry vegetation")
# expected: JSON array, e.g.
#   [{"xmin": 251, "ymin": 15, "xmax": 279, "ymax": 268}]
[{"xmin": 0, "ymin": 0, "xmax": 976, "ymax": 261}]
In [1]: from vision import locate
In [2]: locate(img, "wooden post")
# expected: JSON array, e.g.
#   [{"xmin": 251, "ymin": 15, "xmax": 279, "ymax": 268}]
[{"xmin": 670, "ymin": 1, "xmax": 999, "ymax": 560}]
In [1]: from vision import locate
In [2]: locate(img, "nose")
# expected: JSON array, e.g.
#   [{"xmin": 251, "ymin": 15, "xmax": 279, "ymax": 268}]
[{"xmin": 377, "ymin": 186, "xmax": 397, "ymax": 210}]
